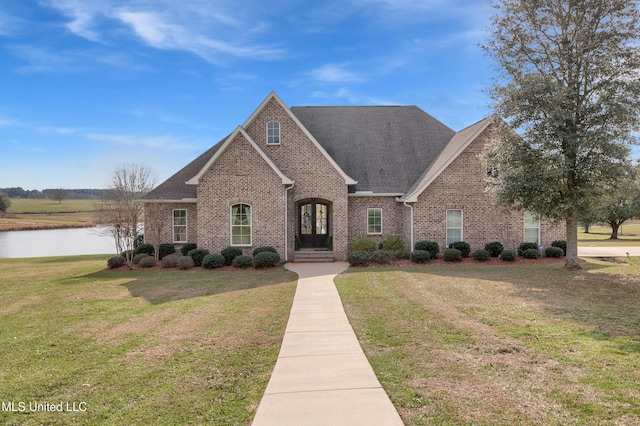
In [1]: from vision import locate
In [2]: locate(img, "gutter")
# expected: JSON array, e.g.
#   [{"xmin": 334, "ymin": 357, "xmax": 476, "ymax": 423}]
[{"xmin": 284, "ymin": 182, "xmax": 295, "ymax": 261}]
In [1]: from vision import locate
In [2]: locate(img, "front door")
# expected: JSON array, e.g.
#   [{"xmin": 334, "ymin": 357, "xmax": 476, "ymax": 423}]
[{"xmin": 299, "ymin": 200, "xmax": 329, "ymax": 248}]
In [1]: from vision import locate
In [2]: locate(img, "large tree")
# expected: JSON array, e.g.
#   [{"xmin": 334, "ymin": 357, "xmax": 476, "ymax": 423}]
[
  {"xmin": 483, "ymin": 0, "xmax": 640, "ymax": 268},
  {"xmin": 99, "ymin": 164, "xmax": 157, "ymax": 266},
  {"xmin": 594, "ymin": 164, "xmax": 640, "ymax": 239}
]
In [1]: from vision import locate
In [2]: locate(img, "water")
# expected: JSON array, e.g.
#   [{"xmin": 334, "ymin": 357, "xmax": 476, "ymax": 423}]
[{"xmin": 0, "ymin": 226, "xmax": 117, "ymax": 259}]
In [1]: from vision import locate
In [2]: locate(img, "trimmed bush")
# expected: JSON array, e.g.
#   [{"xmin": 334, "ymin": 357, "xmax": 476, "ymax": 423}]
[
  {"xmin": 254, "ymin": 251, "xmax": 281, "ymax": 268},
  {"xmin": 158, "ymin": 243, "xmax": 175, "ymax": 260},
  {"xmin": 132, "ymin": 253, "xmax": 148, "ymax": 265},
  {"xmin": 551, "ymin": 240, "xmax": 567, "ymax": 256},
  {"xmin": 347, "ymin": 251, "xmax": 372, "ymax": 266},
  {"xmin": 500, "ymin": 250, "xmax": 516, "ymax": 261},
  {"xmin": 473, "ymin": 249, "xmax": 491, "ymax": 262},
  {"xmin": 372, "ymin": 250, "xmax": 394, "ymax": 265},
  {"xmin": 449, "ymin": 241, "xmax": 471, "ymax": 258},
  {"xmin": 410, "ymin": 250, "xmax": 431, "ymax": 263},
  {"xmin": 324, "ymin": 235, "xmax": 333, "ymax": 250},
  {"xmin": 484, "ymin": 241, "xmax": 504, "ymax": 257},
  {"xmin": 253, "ymin": 246, "xmax": 277, "ymax": 257},
  {"xmin": 518, "ymin": 242, "xmax": 538, "ymax": 256},
  {"xmin": 232, "ymin": 255, "xmax": 252, "ymax": 268},
  {"xmin": 522, "ymin": 248, "xmax": 541, "ymax": 259},
  {"xmin": 107, "ymin": 256, "xmax": 126, "ymax": 269},
  {"xmin": 202, "ymin": 253, "xmax": 225, "ymax": 269},
  {"xmin": 161, "ymin": 253, "xmax": 179, "ymax": 268},
  {"xmin": 351, "ymin": 238, "xmax": 377, "ymax": 252},
  {"xmin": 134, "ymin": 243, "xmax": 155, "ymax": 256},
  {"xmin": 221, "ymin": 246, "xmax": 243, "ymax": 266},
  {"xmin": 545, "ymin": 246, "xmax": 564, "ymax": 258},
  {"xmin": 180, "ymin": 243, "xmax": 197, "ymax": 256},
  {"xmin": 443, "ymin": 248, "xmax": 462, "ymax": 262},
  {"xmin": 139, "ymin": 256, "xmax": 157, "ymax": 268},
  {"xmin": 176, "ymin": 255, "xmax": 194, "ymax": 270},
  {"xmin": 187, "ymin": 248, "xmax": 210, "ymax": 267},
  {"xmin": 381, "ymin": 236, "xmax": 404, "ymax": 252},
  {"xmin": 414, "ymin": 241, "xmax": 439, "ymax": 259}
]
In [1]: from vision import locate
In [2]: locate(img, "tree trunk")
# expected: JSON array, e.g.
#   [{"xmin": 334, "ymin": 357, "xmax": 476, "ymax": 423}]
[
  {"xmin": 564, "ymin": 210, "xmax": 581, "ymax": 269},
  {"xmin": 609, "ymin": 221, "xmax": 620, "ymax": 239}
]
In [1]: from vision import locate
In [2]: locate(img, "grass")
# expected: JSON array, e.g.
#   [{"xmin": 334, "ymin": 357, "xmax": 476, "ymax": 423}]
[
  {"xmin": 579, "ymin": 223, "xmax": 640, "ymax": 246},
  {"xmin": 1, "ymin": 199, "xmax": 101, "ymax": 231},
  {"xmin": 0, "ymin": 256, "xmax": 297, "ymax": 425},
  {"xmin": 336, "ymin": 260, "xmax": 640, "ymax": 425},
  {"xmin": 8, "ymin": 199, "xmax": 99, "ymax": 214}
]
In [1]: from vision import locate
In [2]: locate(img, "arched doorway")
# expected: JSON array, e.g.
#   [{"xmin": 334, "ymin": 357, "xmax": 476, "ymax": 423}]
[{"xmin": 297, "ymin": 199, "xmax": 331, "ymax": 249}]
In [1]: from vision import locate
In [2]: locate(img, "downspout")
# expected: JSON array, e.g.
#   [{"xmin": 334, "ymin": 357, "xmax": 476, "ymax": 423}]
[
  {"xmin": 403, "ymin": 201, "xmax": 414, "ymax": 252},
  {"xmin": 285, "ymin": 182, "xmax": 295, "ymax": 261}
]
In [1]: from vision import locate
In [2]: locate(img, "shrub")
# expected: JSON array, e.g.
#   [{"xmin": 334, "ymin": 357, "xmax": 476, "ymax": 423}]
[
  {"xmin": 414, "ymin": 241, "xmax": 439, "ymax": 259},
  {"xmin": 473, "ymin": 249, "xmax": 491, "ymax": 262},
  {"xmin": 410, "ymin": 250, "xmax": 431, "ymax": 263},
  {"xmin": 351, "ymin": 238, "xmax": 377, "ymax": 252},
  {"xmin": 522, "ymin": 248, "xmax": 541, "ymax": 259},
  {"xmin": 176, "ymin": 255, "xmax": 194, "ymax": 270},
  {"xmin": 500, "ymin": 250, "xmax": 516, "ymax": 261},
  {"xmin": 202, "ymin": 253, "xmax": 225, "ymax": 269},
  {"xmin": 324, "ymin": 235, "xmax": 333, "ymax": 250},
  {"xmin": 443, "ymin": 248, "xmax": 462, "ymax": 262},
  {"xmin": 551, "ymin": 240, "xmax": 567, "ymax": 256},
  {"xmin": 545, "ymin": 246, "xmax": 564, "ymax": 258},
  {"xmin": 449, "ymin": 241, "xmax": 471, "ymax": 258},
  {"xmin": 134, "ymin": 243, "xmax": 155, "ymax": 256},
  {"xmin": 188, "ymin": 248, "xmax": 210, "ymax": 266},
  {"xmin": 107, "ymin": 256, "xmax": 126, "ymax": 269},
  {"xmin": 139, "ymin": 256, "xmax": 157, "ymax": 268},
  {"xmin": 221, "ymin": 246, "xmax": 243, "ymax": 266},
  {"xmin": 254, "ymin": 251, "xmax": 281, "ymax": 268},
  {"xmin": 381, "ymin": 236, "xmax": 404, "ymax": 252},
  {"xmin": 347, "ymin": 251, "xmax": 372, "ymax": 266},
  {"xmin": 518, "ymin": 242, "xmax": 539, "ymax": 256},
  {"xmin": 132, "ymin": 253, "xmax": 148, "ymax": 265},
  {"xmin": 0, "ymin": 190, "xmax": 11, "ymax": 213},
  {"xmin": 372, "ymin": 250, "xmax": 394, "ymax": 265},
  {"xmin": 232, "ymin": 255, "xmax": 252, "ymax": 268},
  {"xmin": 158, "ymin": 243, "xmax": 175, "ymax": 260},
  {"xmin": 161, "ymin": 253, "xmax": 179, "ymax": 268},
  {"xmin": 484, "ymin": 241, "xmax": 504, "ymax": 257},
  {"xmin": 134, "ymin": 235, "xmax": 144, "ymax": 250},
  {"xmin": 253, "ymin": 246, "xmax": 278, "ymax": 257},
  {"xmin": 180, "ymin": 243, "xmax": 197, "ymax": 256}
]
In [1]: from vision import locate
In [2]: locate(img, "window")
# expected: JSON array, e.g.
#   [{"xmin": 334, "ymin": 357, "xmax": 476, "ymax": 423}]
[
  {"xmin": 524, "ymin": 211, "xmax": 540, "ymax": 244},
  {"xmin": 173, "ymin": 209, "xmax": 187, "ymax": 243},
  {"xmin": 231, "ymin": 204, "xmax": 251, "ymax": 246},
  {"xmin": 446, "ymin": 209, "xmax": 463, "ymax": 246},
  {"xmin": 367, "ymin": 208, "xmax": 382, "ymax": 235},
  {"xmin": 267, "ymin": 121, "xmax": 280, "ymax": 144}
]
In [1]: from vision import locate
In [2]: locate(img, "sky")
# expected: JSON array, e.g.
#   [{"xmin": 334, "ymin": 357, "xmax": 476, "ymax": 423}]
[{"xmin": 0, "ymin": 0, "xmax": 496, "ymax": 190}]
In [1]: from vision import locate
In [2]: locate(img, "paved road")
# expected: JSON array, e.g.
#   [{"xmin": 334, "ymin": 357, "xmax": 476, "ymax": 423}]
[{"xmin": 578, "ymin": 246, "xmax": 640, "ymax": 257}]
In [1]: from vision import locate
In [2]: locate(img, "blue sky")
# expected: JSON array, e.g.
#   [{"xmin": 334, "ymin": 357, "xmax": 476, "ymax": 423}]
[{"xmin": 0, "ymin": 0, "xmax": 495, "ymax": 190}]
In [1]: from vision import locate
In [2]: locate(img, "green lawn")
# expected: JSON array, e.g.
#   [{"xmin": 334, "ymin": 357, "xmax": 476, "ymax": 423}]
[
  {"xmin": 336, "ymin": 260, "xmax": 640, "ymax": 425},
  {"xmin": 579, "ymin": 223, "xmax": 640, "ymax": 246},
  {"xmin": 9, "ymin": 199, "xmax": 99, "ymax": 214},
  {"xmin": 0, "ymin": 256, "xmax": 297, "ymax": 425}
]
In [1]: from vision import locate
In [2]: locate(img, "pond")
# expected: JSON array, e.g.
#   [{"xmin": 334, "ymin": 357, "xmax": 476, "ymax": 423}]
[{"xmin": 0, "ymin": 226, "xmax": 117, "ymax": 259}]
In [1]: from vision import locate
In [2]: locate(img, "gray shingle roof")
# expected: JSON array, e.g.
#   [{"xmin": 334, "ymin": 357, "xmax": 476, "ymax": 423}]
[
  {"xmin": 144, "ymin": 105, "xmax": 463, "ymax": 200},
  {"xmin": 290, "ymin": 106, "xmax": 455, "ymax": 193}
]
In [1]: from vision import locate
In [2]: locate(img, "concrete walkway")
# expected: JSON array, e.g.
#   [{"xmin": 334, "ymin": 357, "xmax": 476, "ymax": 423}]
[
  {"xmin": 578, "ymin": 246, "xmax": 640, "ymax": 258},
  {"xmin": 252, "ymin": 262, "xmax": 404, "ymax": 426}
]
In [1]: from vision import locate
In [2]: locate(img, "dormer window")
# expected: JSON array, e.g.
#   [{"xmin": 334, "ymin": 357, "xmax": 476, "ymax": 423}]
[{"xmin": 267, "ymin": 121, "xmax": 280, "ymax": 145}]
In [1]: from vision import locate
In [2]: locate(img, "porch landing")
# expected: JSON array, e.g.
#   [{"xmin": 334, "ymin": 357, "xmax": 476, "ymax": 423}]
[{"xmin": 293, "ymin": 249, "xmax": 334, "ymax": 263}]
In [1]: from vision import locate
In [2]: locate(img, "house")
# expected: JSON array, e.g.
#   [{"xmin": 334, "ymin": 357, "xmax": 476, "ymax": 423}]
[{"xmin": 142, "ymin": 91, "xmax": 564, "ymax": 261}]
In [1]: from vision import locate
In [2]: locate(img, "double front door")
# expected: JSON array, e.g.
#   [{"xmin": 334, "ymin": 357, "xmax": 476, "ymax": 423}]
[{"xmin": 299, "ymin": 200, "xmax": 329, "ymax": 249}]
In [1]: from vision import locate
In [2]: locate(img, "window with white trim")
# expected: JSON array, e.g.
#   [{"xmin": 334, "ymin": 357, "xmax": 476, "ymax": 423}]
[
  {"xmin": 367, "ymin": 208, "xmax": 382, "ymax": 235},
  {"xmin": 267, "ymin": 121, "xmax": 280, "ymax": 144},
  {"xmin": 524, "ymin": 211, "xmax": 540, "ymax": 244},
  {"xmin": 173, "ymin": 209, "xmax": 187, "ymax": 243},
  {"xmin": 446, "ymin": 209, "xmax": 463, "ymax": 247},
  {"xmin": 231, "ymin": 204, "xmax": 251, "ymax": 246}
]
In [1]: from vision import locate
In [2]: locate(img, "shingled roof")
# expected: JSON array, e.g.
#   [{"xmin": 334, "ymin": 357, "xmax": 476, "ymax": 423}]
[
  {"xmin": 144, "ymin": 103, "xmax": 470, "ymax": 200},
  {"xmin": 290, "ymin": 106, "xmax": 455, "ymax": 193}
]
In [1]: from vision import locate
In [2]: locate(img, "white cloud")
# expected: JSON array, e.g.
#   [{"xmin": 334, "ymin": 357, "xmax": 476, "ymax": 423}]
[
  {"xmin": 309, "ymin": 64, "xmax": 364, "ymax": 83},
  {"xmin": 86, "ymin": 132, "xmax": 196, "ymax": 152}
]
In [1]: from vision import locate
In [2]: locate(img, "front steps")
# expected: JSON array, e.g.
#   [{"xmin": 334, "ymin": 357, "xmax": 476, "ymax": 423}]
[{"xmin": 293, "ymin": 250, "xmax": 334, "ymax": 263}]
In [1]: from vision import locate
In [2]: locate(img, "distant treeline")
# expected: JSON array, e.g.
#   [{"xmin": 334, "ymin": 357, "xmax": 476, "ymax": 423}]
[{"xmin": 1, "ymin": 187, "xmax": 105, "ymax": 200}]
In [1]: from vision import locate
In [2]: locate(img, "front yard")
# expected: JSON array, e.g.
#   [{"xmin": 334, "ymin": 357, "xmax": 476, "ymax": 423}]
[{"xmin": 336, "ymin": 259, "xmax": 640, "ymax": 425}]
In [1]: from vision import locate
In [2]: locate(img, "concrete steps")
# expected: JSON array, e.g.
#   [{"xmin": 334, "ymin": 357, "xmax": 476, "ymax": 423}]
[{"xmin": 293, "ymin": 250, "xmax": 334, "ymax": 263}]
